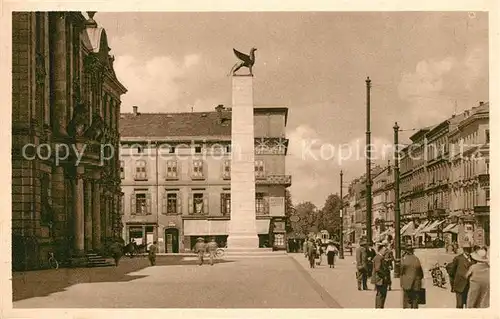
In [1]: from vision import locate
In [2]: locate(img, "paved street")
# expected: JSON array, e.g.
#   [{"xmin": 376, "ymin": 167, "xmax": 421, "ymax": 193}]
[
  {"xmin": 289, "ymin": 248, "xmax": 456, "ymax": 308},
  {"xmin": 12, "ymin": 249, "xmax": 457, "ymax": 308},
  {"xmin": 13, "ymin": 255, "xmax": 337, "ymax": 308}
]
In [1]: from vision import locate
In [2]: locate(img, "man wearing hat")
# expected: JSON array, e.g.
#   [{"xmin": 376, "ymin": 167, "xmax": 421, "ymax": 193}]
[
  {"xmin": 207, "ymin": 237, "xmax": 219, "ymax": 266},
  {"xmin": 466, "ymin": 248, "xmax": 489, "ymax": 308},
  {"xmin": 446, "ymin": 241, "xmax": 474, "ymax": 308},
  {"xmin": 400, "ymin": 244, "xmax": 424, "ymax": 308},
  {"xmin": 193, "ymin": 237, "xmax": 207, "ymax": 266},
  {"xmin": 356, "ymin": 237, "xmax": 369, "ymax": 290},
  {"xmin": 372, "ymin": 243, "xmax": 391, "ymax": 308}
]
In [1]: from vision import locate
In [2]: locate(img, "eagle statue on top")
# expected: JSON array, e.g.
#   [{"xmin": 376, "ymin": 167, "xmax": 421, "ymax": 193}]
[{"xmin": 229, "ymin": 47, "xmax": 257, "ymax": 76}]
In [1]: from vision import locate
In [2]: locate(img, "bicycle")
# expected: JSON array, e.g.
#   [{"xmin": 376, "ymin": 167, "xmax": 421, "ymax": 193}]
[
  {"xmin": 48, "ymin": 252, "xmax": 59, "ymax": 269},
  {"xmin": 429, "ymin": 262, "xmax": 447, "ymax": 288},
  {"xmin": 215, "ymin": 248, "xmax": 224, "ymax": 258}
]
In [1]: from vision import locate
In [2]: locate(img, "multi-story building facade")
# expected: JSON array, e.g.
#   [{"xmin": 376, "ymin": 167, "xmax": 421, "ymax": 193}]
[
  {"xmin": 372, "ymin": 162, "xmax": 395, "ymax": 241},
  {"xmin": 449, "ymin": 102, "xmax": 490, "ymax": 248},
  {"xmin": 119, "ymin": 105, "xmax": 291, "ymax": 253},
  {"xmin": 12, "ymin": 12, "xmax": 126, "ymax": 270}
]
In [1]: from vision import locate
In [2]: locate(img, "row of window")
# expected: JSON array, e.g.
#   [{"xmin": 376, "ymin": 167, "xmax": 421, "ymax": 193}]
[
  {"xmin": 121, "ymin": 159, "xmax": 266, "ymax": 181},
  {"xmin": 125, "ymin": 144, "xmax": 232, "ymax": 154},
  {"xmin": 129, "ymin": 191, "xmax": 270, "ymax": 216}
]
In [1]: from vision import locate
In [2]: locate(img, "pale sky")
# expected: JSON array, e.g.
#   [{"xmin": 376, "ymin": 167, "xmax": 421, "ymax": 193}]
[{"xmin": 96, "ymin": 12, "xmax": 488, "ymax": 207}]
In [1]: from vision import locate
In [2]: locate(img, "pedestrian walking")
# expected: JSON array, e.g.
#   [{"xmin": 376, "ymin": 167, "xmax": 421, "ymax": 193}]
[
  {"xmin": 400, "ymin": 244, "xmax": 424, "ymax": 308},
  {"xmin": 109, "ymin": 238, "xmax": 123, "ymax": 266},
  {"xmin": 466, "ymin": 248, "xmax": 490, "ymax": 308},
  {"xmin": 316, "ymin": 241, "xmax": 324, "ymax": 266},
  {"xmin": 366, "ymin": 242, "xmax": 376, "ymax": 277},
  {"xmin": 303, "ymin": 240, "xmax": 308, "ymax": 259},
  {"xmin": 307, "ymin": 238, "xmax": 316, "ymax": 268},
  {"xmin": 446, "ymin": 242, "xmax": 473, "ymax": 308},
  {"xmin": 355, "ymin": 238, "xmax": 369, "ymax": 290},
  {"xmin": 326, "ymin": 240, "xmax": 338, "ymax": 268},
  {"xmin": 148, "ymin": 241, "xmax": 158, "ymax": 266},
  {"xmin": 207, "ymin": 237, "xmax": 218, "ymax": 266},
  {"xmin": 194, "ymin": 237, "xmax": 206, "ymax": 266},
  {"xmin": 372, "ymin": 244, "xmax": 391, "ymax": 308},
  {"xmin": 383, "ymin": 240, "xmax": 395, "ymax": 291}
]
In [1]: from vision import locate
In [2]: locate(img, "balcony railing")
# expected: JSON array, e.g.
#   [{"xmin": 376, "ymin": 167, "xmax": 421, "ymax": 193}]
[{"xmin": 255, "ymin": 174, "xmax": 292, "ymax": 187}]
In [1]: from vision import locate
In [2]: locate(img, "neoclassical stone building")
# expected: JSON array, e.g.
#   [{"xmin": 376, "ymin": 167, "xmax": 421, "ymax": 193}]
[{"xmin": 12, "ymin": 12, "xmax": 127, "ymax": 270}]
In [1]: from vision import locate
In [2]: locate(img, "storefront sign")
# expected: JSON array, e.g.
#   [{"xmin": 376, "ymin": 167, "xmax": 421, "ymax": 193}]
[
  {"xmin": 274, "ymin": 221, "xmax": 285, "ymax": 232},
  {"xmin": 269, "ymin": 197, "xmax": 285, "ymax": 216}
]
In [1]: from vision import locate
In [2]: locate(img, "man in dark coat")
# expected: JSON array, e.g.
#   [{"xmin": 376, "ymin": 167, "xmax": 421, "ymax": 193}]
[
  {"xmin": 356, "ymin": 238, "xmax": 369, "ymax": 290},
  {"xmin": 366, "ymin": 242, "xmax": 377, "ymax": 277},
  {"xmin": 400, "ymin": 244, "xmax": 424, "ymax": 308},
  {"xmin": 446, "ymin": 242, "xmax": 474, "ymax": 308},
  {"xmin": 372, "ymin": 244, "xmax": 391, "ymax": 308}
]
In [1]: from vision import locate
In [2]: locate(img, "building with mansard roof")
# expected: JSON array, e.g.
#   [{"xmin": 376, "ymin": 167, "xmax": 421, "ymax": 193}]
[
  {"xmin": 119, "ymin": 105, "xmax": 291, "ymax": 252},
  {"xmin": 12, "ymin": 12, "xmax": 127, "ymax": 270}
]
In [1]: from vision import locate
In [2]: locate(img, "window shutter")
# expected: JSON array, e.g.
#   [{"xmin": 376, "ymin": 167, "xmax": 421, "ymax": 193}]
[
  {"xmin": 202, "ymin": 160, "xmax": 206, "ymax": 178},
  {"xmin": 130, "ymin": 193, "xmax": 136, "ymax": 215},
  {"xmin": 203, "ymin": 193, "xmax": 209, "ymax": 215},
  {"xmin": 162, "ymin": 192, "xmax": 167, "ymax": 215},
  {"xmin": 190, "ymin": 160, "xmax": 194, "ymax": 178},
  {"xmin": 176, "ymin": 160, "xmax": 181, "ymax": 179},
  {"xmin": 177, "ymin": 193, "xmax": 182, "ymax": 215},
  {"xmin": 188, "ymin": 194, "xmax": 193, "ymax": 215},
  {"xmin": 220, "ymin": 160, "xmax": 225, "ymax": 179},
  {"xmin": 146, "ymin": 192, "xmax": 152, "ymax": 215},
  {"xmin": 220, "ymin": 193, "xmax": 225, "ymax": 215},
  {"xmin": 143, "ymin": 161, "xmax": 148, "ymax": 179}
]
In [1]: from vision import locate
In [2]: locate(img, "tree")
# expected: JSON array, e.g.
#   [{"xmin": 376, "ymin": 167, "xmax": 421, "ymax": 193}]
[
  {"xmin": 293, "ymin": 201, "xmax": 320, "ymax": 236},
  {"xmin": 319, "ymin": 194, "xmax": 342, "ymax": 241},
  {"xmin": 284, "ymin": 189, "xmax": 295, "ymax": 234}
]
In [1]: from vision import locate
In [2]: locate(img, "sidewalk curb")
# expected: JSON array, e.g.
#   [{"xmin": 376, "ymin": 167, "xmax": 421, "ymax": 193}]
[{"xmin": 289, "ymin": 256, "xmax": 343, "ymax": 308}]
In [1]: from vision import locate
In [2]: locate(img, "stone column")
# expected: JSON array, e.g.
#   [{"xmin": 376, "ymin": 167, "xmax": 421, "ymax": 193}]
[
  {"xmin": 227, "ymin": 75, "xmax": 259, "ymax": 249},
  {"xmin": 53, "ymin": 12, "xmax": 68, "ymax": 136},
  {"xmin": 51, "ymin": 166, "xmax": 66, "ymax": 241},
  {"xmin": 73, "ymin": 167, "xmax": 85, "ymax": 255},
  {"xmin": 84, "ymin": 177, "xmax": 93, "ymax": 251},
  {"xmin": 92, "ymin": 179, "xmax": 101, "ymax": 251}
]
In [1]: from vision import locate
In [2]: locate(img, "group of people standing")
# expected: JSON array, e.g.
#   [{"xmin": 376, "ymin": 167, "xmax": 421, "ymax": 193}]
[
  {"xmin": 193, "ymin": 237, "xmax": 219, "ymax": 266},
  {"xmin": 303, "ymin": 238, "xmax": 339, "ymax": 269},
  {"xmin": 355, "ymin": 236, "xmax": 490, "ymax": 309},
  {"xmin": 446, "ymin": 243, "xmax": 490, "ymax": 308}
]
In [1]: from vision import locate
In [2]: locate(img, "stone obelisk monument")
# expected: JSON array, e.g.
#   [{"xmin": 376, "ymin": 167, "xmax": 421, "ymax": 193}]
[{"xmin": 227, "ymin": 74, "xmax": 259, "ymax": 249}]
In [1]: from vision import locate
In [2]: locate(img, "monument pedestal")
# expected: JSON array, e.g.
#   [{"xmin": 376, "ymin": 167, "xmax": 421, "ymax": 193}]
[{"xmin": 227, "ymin": 74, "xmax": 259, "ymax": 249}]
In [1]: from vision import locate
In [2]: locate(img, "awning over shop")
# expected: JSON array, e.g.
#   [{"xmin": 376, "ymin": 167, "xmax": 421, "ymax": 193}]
[
  {"xmin": 422, "ymin": 220, "xmax": 446, "ymax": 233},
  {"xmin": 401, "ymin": 221, "xmax": 415, "ymax": 236},
  {"xmin": 443, "ymin": 223, "xmax": 459, "ymax": 234},
  {"xmin": 256, "ymin": 220, "xmax": 271, "ymax": 234},
  {"xmin": 184, "ymin": 219, "xmax": 271, "ymax": 235},
  {"xmin": 412, "ymin": 221, "xmax": 431, "ymax": 236},
  {"xmin": 184, "ymin": 220, "xmax": 228, "ymax": 236}
]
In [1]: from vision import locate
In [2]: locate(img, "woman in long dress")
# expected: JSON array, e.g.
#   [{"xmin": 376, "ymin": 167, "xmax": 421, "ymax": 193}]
[{"xmin": 326, "ymin": 240, "xmax": 338, "ymax": 268}]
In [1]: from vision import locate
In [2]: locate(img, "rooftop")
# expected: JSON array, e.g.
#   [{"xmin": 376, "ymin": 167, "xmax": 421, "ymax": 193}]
[{"xmin": 119, "ymin": 106, "xmax": 288, "ymax": 138}]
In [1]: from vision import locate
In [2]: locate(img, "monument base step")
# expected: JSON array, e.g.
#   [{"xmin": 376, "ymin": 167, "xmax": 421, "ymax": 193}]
[{"xmin": 224, "ymin": 248, "xmax": 287, "ymax": 259}]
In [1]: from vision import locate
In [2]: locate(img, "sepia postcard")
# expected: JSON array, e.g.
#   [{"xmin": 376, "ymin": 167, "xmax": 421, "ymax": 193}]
[{"xmin": 0, "ymin": 1, "xmax": 498, "ymax": 319}]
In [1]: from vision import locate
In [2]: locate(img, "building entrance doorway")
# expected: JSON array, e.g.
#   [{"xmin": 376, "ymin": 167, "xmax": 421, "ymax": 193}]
[{"xmin": 165, "ymin": 228, "xmax": 179, "ymax": 253}]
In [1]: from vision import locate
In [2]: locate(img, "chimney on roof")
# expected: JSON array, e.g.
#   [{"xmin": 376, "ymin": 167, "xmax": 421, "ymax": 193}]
[
  {"xmin": 216, "ymin": 104, "xmax": 225, "ymax": 124},
  {"xmin": 479, "ymin": 101, "xmax": 484, "ymax": 106},
  {"xmin": 133, "ymin": 106, "xmax": 138, "ymax": 116},
  {"xmin": 215, "ymin": 104, "xmax": 225, "ymax": 112}
]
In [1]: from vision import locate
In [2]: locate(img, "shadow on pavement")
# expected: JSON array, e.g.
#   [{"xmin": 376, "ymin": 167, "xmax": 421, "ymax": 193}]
[{"xmin": 12, "ymin": 255, "xmax": 232, "ymax": 301}]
